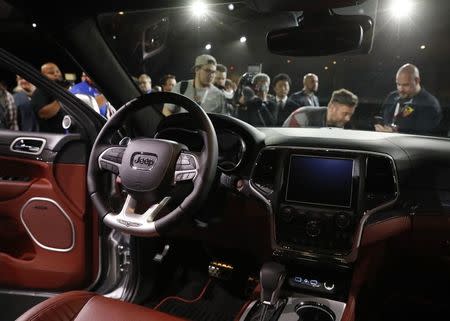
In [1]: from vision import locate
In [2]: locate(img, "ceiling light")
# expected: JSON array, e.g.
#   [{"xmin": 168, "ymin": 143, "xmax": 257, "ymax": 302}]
[
  {"xmin": 420, "ymin": 44, "xmax": 426, "ymax": 50},
  {"xmin": 324, "ymin": 66, "xmax": 329, "ymax": 70},
  {"xmin": 118, "ymin": 11, "xmax": 124, "ymax": 15},
  {"xmin": 205, "ymin": 43, "xmax": 212, "ymax": 50},
  {"xmin": 332, "ymin": 61, "xmax": 337, "ymax": 65},
  {"xmin": 32, "ymin": 23, "xmax": 37, "ymax": 28},
  {"xmin": 191, "ymin": 1, "xmax": 208, "ymax": 18},
  {"xmin": 240, "ymin": 36, "xmax": 247, "ymax": 43},
  {"xmin": 228, "ymin": 3, "xmax": 234, "ymax": 11},
  {"xmin": 389, "ymin": 0, "xmax": 413, "ymax": 20}
]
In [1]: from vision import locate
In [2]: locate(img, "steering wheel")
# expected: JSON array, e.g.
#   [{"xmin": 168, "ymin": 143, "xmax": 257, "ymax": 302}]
[{"xmin": 87, "ymin": 92, "xmax": 218, "ymax": 237}]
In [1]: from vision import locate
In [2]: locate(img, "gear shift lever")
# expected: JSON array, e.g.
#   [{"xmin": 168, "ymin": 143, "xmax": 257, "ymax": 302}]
[{"xmin": 259, "ymin": 262, "xmax": 286, "ymax": 321}]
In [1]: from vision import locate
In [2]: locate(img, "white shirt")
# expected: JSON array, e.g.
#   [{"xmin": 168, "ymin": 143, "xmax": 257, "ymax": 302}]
[{"xmin": 167, "ymin": 80, "xmax": 226, "ymax": 114}]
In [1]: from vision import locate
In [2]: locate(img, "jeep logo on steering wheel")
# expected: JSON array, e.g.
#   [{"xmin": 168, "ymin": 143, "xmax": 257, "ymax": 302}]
[{"xmin": 130, "ymin": 152, "xmax": 157, "ymax": 171}]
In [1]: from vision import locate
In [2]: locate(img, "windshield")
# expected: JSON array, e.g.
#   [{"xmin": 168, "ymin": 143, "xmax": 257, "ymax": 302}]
[{"xmin": 99, "ymin": 0, "xmax": 450, "ymax": 137}]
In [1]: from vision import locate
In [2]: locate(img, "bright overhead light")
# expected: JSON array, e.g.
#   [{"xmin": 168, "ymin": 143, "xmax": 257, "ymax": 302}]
[
  {"xmin": 420, "ymin": 44, "xmax": 426, "ymax": 50},
  {"xmin": 240, "ymin": 36, "xmax": 247, "ymax": 43},
  {"xmin": 112, "ymin": 35, "xmax": 117, "ymax": 40},
  {"xmin": 32, "ymin": 23, "xmax": 37, "ymax": 28},
  {"xmin": 191, "ymin": 1, "xmax": 208, "ymax": 17},
  {"xmin": 332, "ymin": 61, "xmax": 337, "ymax": 65},
  {"xmin": 118, "ymin": 11, "xmax": 124, "ymax": 15},
  {"xmin": 205, "ymin": 43, "xmax": 212, "ymax": 50},
  {"xmin": 389, "ymin": 0, "xmax": 413, "ymax": 20},
  {"xmin": 228, "ymin": 3, "xmax": 234, "ymax": 11},
  {"xmin": 324, "ymin": 66, "xmax": 329, "ymax": 70}
]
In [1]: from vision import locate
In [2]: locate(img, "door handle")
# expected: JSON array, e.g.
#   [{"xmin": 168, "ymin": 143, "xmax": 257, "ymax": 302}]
[{"xmin": 10, "ymin": 137, "xmax": 46, "ymax": 155}]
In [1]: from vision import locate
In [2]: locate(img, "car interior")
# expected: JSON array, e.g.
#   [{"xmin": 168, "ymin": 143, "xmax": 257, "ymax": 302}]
[{"xmin": 0, "ymin": 0, "xmax": 449, "ymax": 321}]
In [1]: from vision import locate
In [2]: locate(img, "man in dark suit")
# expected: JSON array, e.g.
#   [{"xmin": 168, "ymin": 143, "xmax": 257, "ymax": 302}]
[
  {"xmin": 375, "ymin": 64, "xmax": 442, "ymax": 136},
  {"xmin": 290, "ymin": 73, "xmax": 319, "ymax": 108},
  {"xmin": 270, "ymin": 73, "xmax": 299, "ymax": 126}
]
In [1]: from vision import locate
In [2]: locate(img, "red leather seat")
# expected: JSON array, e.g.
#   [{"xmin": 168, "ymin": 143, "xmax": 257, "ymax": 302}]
[{"xmin": 16, "ymin": 291, "xmax": 187, "ymax": 321}]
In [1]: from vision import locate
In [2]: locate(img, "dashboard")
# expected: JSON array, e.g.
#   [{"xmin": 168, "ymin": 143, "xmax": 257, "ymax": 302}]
[{"xmin": 157, "ymin": 113, "xmax": 450, "ymax": 265}]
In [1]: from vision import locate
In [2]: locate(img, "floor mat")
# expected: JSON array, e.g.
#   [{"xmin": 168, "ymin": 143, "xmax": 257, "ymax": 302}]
[{"xmin": 154, "ymin": 279, "xmax": 246, "ymax": 321}]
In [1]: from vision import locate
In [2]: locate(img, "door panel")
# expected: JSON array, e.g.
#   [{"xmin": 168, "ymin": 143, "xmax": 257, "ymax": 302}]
[{"xmin": 0, "ymin": 133, "xmax": 95, "ymax": 291}]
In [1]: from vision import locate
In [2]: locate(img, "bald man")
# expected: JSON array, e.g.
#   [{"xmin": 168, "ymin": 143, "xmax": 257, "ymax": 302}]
[
  {"xmin": 375, "ymin": 64, "xmax": 442, "ymax": 136},
  {"xmin": 31, "ymin": 62, "xmax": 65, "ymax": 133},
  {"xmin": 290, "ymin": 73, "xmax": 319, "ymax": 108}
]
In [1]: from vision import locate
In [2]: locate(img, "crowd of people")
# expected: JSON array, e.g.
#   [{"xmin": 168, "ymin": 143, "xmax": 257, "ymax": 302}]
[
  {"xmin": 159, "ymin": 54, "xmax": 444, "ymax": 136},
  {"xmin": 0, "ymin": 54, "xmax": 444, "ymax": 136}
]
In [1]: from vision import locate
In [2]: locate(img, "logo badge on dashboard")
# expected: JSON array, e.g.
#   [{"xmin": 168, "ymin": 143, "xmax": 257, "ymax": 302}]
[{"xmin": 130, "ymin": 152, "xmax": 157, "ymax": 171}]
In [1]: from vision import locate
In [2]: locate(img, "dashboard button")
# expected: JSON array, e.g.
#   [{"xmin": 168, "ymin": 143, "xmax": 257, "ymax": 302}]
[
  {"xmin": 336, "ymin": 212, "xmax": 350, "ymax": 229},
  {"xmin": 306, "ymin": 220, "xmax": 321, "ymax": 238},
  {"xmin": 280, "ymin": 206, "xmax": 295, "ymax": 223}
]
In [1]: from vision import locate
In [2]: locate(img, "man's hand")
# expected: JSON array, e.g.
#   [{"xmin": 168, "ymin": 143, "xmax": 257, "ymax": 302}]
[
  {"xmin": 374, "ymin": 124, "xmax": 396, "ymax": 132},
  {"xmin": 38, "ymin": 100, "xmax": 61, "ymax": 119}
]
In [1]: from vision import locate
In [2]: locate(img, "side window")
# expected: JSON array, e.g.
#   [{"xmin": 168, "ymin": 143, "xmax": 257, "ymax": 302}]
[{"xmin": 1, "ymin": 23, "xmax": 114, "ymax": 134}]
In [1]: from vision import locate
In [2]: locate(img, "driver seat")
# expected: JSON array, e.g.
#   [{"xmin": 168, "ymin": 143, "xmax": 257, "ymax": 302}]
[{"xmin": 16, "ymin": 291, "xmax": 186, "ymax": 321}]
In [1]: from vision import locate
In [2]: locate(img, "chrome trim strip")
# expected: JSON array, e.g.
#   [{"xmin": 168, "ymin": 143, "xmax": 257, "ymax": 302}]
[
  {"xmin": 279, "ymin": 295, "xmax": 346, "ymax": 321},
  {"xmin": 249, "ymin": 146, "xmax": 400, "ymax": 264},
  {"xmin": 296, "ymin": 302, "xmax": 335, "ymax": 320},
  {"xmin": 98, "ymin": 147, "xmax": 123, "ymax": 169},
  {"xmin": 103, "ymin": 194, "xmax": 161, "ymax": 237},
  {"xmin": 20, "ymin": 197, "xmax": 76, "ymax": 252},
  {"xmin": 10, "ymin": 137, "xmax": 46, "ymax": 155},
  {"xmin": 0, "ymin": 289, "xmax": 56, "ymax": 298}
]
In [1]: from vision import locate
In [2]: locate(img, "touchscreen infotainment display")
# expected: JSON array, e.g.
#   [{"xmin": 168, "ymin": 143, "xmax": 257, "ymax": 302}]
[{"xmin": 286, "ymin": 155, "xmax": 354, "ymax": 207}]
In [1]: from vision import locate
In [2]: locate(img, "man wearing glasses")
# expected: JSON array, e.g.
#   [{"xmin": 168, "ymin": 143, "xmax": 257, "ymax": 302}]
[{"xmin": 162, "ymin": 54, "xmax": 226, "ymax": 115}]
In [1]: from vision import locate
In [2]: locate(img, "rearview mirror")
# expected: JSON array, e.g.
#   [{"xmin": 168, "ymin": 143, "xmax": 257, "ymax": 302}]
[{"xmin": 267, "ymin": 13, "xmax": 373, "ymax": 56}]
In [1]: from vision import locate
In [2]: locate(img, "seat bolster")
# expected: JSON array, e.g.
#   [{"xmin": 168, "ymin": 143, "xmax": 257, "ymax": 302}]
[
  {"xmin": 74, "ymin": 295, "xmax": 186, "ymax": 321},
  {"xmin": 16, "ymin": 291, "xmax": 96, "ymax": 321}
]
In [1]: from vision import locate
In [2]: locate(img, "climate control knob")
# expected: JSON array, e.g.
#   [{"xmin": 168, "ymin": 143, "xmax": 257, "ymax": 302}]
[
  {"xmin": 335, "ymin": 212, "xmax": 350, "ymax": 229},
  {"xmin": 306, "ymin": 220, "xmax": 321, "ymax": 238},
  {"xmin": 280, "ymin": 206, "xmax": 295, "ymax": 223}
]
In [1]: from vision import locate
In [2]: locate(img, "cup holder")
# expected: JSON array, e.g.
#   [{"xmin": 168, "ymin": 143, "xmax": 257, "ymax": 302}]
[{"xmin": 296, "ymin": 302, "xmax": 335, "ymax": 321}]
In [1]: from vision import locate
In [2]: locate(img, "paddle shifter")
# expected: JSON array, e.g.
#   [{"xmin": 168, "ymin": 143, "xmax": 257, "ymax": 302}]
[{"xmin": 259, "ymin": 262, "xmax": 286, "ymax": 321}]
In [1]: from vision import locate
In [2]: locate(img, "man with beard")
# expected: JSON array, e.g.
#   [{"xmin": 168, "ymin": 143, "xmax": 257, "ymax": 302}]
[
  {"xmin": 283, "ymin": 89, "xmax": 358, "ymax": 128},
  {"xmin": 162, "ymin": 54, "xmax": 226, "ymax": 115},
  {"xmin": 375, "ymin": 64, "xmax": 442, "ymax": 136}
]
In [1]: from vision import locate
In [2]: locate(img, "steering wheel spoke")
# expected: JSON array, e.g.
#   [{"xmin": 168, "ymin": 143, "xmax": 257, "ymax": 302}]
[
  {"xmin": 98, "ymin": 146, "xmax": 126, "ymax": 175},
  {"xmin": 103, "ymin": 194, "xmax": 171, "ymax": 236},
  {"xmin": 174, "ymin": 151, "xmax": 199, "ymax": 183}
]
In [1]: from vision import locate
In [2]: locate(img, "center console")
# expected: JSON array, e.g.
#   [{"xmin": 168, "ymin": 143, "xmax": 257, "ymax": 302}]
[
  {"xmin": 251, "ymin": 146, "xmax": 398, "ymax": 263},
  {"xmin": 247, "ymin": 146, "xmax": 397, "ymax": 321}
]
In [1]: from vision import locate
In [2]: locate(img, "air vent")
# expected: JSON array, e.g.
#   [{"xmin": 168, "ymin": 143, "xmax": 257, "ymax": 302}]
[
  {"xmin": 251, "ymin": 149, "xmax": 278, "ymax": 197},
  {"xmin": 365, "ymin": 155, "xmax": 397, "ymax": 209}
]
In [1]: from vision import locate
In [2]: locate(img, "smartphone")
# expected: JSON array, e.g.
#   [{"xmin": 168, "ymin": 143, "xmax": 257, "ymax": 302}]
[{"xmin": 373, "ymin": 116, "xmax": 385, "ymax": 126}]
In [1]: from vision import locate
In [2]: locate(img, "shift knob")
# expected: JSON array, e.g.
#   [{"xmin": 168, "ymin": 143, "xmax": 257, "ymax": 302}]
[{"xmin": 260, "ymin": 262, "xmax": 286, "ymax": 306}]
